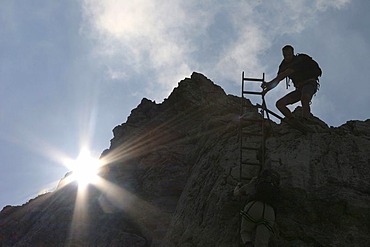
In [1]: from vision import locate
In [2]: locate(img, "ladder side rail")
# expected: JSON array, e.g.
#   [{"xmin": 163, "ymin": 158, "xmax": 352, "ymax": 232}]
[
  {"xmin": 261, "ymin": 73, "xmax": 266, "ymax": 169},
  {"xmin": 240, "ymin": 72, "xmax": 246, "ymax": 181},
  {"xmin": 240, "ymin": 72, "xmax": 266, "ymax": 182}
]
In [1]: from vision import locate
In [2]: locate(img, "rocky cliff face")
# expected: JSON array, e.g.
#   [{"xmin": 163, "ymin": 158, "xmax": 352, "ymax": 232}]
[{"xmin": 0, "ymin": 72, "xmax": 369, "ymax": 247}]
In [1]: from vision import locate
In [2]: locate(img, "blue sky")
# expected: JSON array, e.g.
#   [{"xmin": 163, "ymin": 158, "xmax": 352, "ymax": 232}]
[{"xmin": 0, "ymin": 0, "xmax": 369, "ymax": 209}]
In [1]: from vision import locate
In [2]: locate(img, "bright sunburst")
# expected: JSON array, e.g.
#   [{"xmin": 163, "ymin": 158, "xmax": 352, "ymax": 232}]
[{"xmin": 66, "ymin": 148, "xmax": 102, "ymax": 188}]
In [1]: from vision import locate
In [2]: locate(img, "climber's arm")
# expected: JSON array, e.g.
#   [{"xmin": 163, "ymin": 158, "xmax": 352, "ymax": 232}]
[{"xmin": 262, "ymin": 68, "xmax": 294, "ymax": 91}]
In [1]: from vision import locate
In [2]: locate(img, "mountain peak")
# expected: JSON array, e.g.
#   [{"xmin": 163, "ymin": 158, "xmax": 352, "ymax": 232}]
[
  {"xmin": 1, "ymin": 73, "xmax": 369, "ymax": 247},
  {"xmin": 163, "ymin": 72, "xmax": 226, "ymax": 106}
]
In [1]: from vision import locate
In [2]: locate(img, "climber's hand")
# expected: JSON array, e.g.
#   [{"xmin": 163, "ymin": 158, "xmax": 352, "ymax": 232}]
[
  {"xmin": 261, "ymin": 82, "xmax": 271, "ymax": 92},
  {"xmin": 262, "ymin": 79, "xmax": 279, "ymax": 92}
]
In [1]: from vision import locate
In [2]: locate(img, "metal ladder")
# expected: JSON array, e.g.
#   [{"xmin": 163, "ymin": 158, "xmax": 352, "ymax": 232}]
[{"xmin": 239, "ymin": 72, "xmax": 271, "ymax": 181}]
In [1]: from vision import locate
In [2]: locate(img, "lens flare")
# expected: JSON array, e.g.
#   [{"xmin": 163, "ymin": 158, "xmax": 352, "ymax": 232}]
[{"xmin": 66, "ymin": 148, "xmax": 102, "ymax": 188}]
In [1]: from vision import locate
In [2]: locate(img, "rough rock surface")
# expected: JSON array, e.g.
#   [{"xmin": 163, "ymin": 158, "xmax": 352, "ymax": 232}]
[{"xmin": 0, "ymin": 72, "xmax": 369, "ymax": 247}]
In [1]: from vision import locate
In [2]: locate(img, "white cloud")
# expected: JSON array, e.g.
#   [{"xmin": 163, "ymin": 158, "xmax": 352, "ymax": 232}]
[
  {"xmin": 315, "ymin": 0, "xmax": 351, "ymax": 10},
  {"xmin": 82, "ymin": 0, "xmax": 200, "ymax": 100},
  {"xmin": 106, "ymin": 67, "xmax": 128, "ymax": 81},
  {"xmin": 215, "ymin": 25, "xmax": 271, "ymax": 82},
  {"xmin": 81, "ymin": 0, "xmax": 353, "ymax": 101}
]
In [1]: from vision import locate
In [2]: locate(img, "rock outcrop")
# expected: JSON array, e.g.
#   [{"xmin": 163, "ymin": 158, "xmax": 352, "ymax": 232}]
[{"xmin": 0, "ymin": 72, "xmax": 369, "ymax": 247}]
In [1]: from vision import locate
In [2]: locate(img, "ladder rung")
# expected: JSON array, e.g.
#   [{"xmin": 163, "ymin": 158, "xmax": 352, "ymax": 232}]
[
  {"xmin": 242, "ymin": 142, "xmax": 262, "ymax": 147},
  {"xmin": 242, "ymin": 146, "xmax": 260, "ymax": 151},
  {"xmin": 242, "ymin": 128, "xmax": 263, "ymax": 132},
  {"xmin": 241, "ymin": 161, "xmax": 261, "ymax": 166},
  {"xmin": 242, "ymin": 91, "xmax": 263, "ymax": 95},
  {"xmin": 240, "ymin": 118, "xmax": 263, "ymax": 123},
  {"xmin": 242, "ymin": 146, "xmax": 261, "ymax": 151},
  {"xmin": 255, "ymin": 103, "xmax": 284, "ymax": 120},
  {"xmin": 241, "ymin": 131, "xmax": 262, "ymax": 137},
  {"xmin": 242, "ymin": 77, "xmax": 264, "ymax": 82},
  {"xmin": 240, "ymin": 176, "xmax": 256, "ymax": 181}
]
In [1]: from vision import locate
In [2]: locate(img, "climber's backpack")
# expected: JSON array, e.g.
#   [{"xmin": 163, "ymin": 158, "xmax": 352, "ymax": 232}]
[
  {"xmin": 254, "ymin": 169, "xmax": 280, "ymax": 206},
  {"xmin": 296, "ymin": 53, "xmax": 322, "ymax": 80}
]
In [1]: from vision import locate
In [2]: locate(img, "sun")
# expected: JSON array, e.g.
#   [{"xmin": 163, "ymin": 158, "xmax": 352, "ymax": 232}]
[{"xmin": 67, "ymin": 148, "xmax": 102, "ymax": 188}]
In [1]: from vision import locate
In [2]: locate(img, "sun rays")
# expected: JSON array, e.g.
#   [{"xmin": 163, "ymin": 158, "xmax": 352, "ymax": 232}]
[
  {"xmin": 16, "ymin": 97, "xmax": 230, "ymax": 244},
  {"xmin": 56, "ymin": 142, "xmax": 171, "ymax": 244},
  {"xmin": 65, "ymin": 148, "xmax": 102, "ymax": 188},
  {"xmin": 100, "ymin": 104, "xmax": 228, "ymax": 167},
  {"xmin": 62, "ymin": 105, "xmax": 220, "ymax": 242}
]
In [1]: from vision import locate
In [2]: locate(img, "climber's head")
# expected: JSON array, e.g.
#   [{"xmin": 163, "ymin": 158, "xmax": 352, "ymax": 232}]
[{"xmin": 282, "ymin": 45, "xmax": 294, "ymax": 63}]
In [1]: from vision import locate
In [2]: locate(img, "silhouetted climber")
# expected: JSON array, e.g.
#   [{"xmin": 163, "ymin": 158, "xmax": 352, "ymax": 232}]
[
  {"xmin": 262, "ymin": 45, "xmax": 322, "ymax": 122},
  {"xmin": 234, "ymin": 169, "xmax": 280, "ymax": 247}
]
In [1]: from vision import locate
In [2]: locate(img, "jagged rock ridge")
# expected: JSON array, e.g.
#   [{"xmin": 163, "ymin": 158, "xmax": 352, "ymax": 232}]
[{"xmin": 0, "ymin": 72, "xmax": 369, "ymax": 247}]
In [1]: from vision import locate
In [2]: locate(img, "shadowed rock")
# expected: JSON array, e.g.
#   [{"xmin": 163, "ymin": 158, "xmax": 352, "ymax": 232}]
[{"xmin": 1, "ymin": 72, "xmax": 369, "ymax": 247}]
